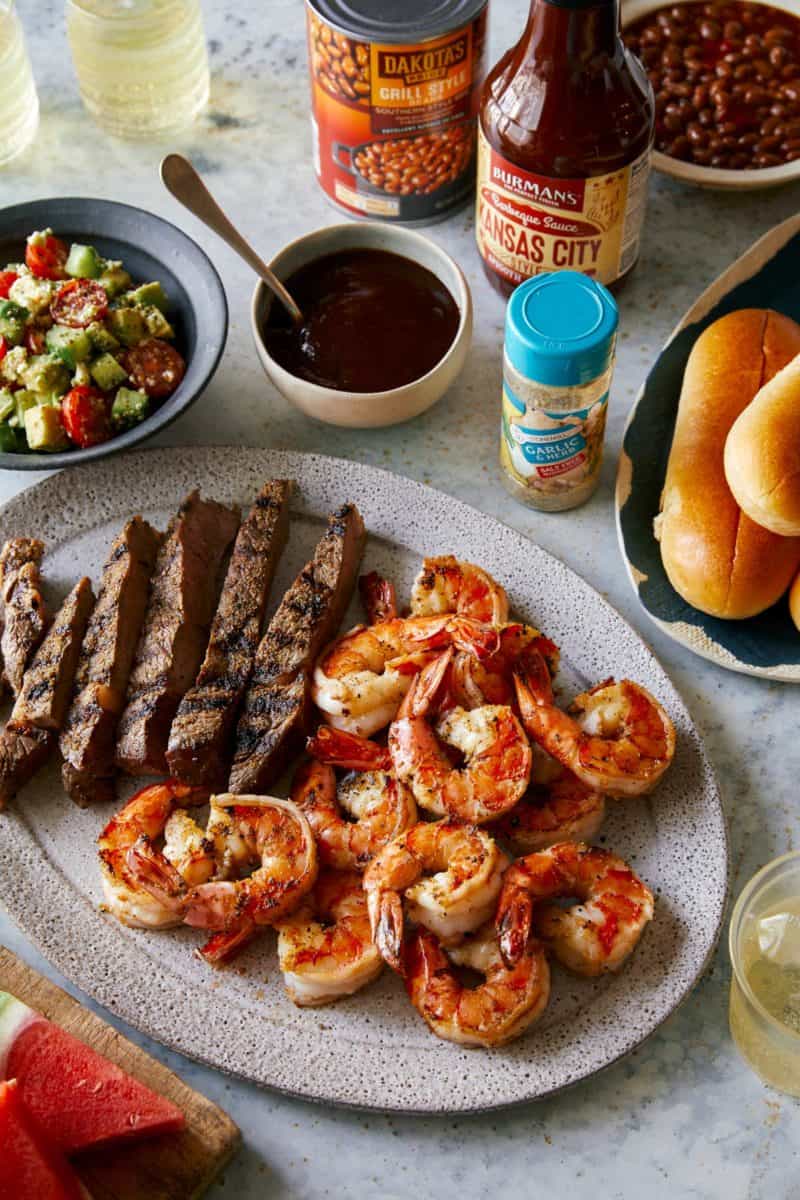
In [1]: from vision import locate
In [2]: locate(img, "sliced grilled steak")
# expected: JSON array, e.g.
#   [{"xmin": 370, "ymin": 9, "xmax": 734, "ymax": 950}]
[
  {"xmin": 60, "ymin": 517, "xmax": 161, "ymax": 807},
  {"xmin": 0, "ymin": 538, "xmax": 48, "ymax": 696},
  {"xmin": 0, "ymin": 577, "xmax": 94, "ymax": 807},
  {"xmin": 115, "ymin": 491, "xmax": 240, "ymax": 777},
  {"xmin": 166, "ymin": 479, "xmax": 293, "ymax": 788},
  {"xmin": 0, "ymin": 728, "xmax": 53, "ymax": 809},
  {"xmin": 229, "ymin": 503, "xmax": 365, "ymax": 794}
]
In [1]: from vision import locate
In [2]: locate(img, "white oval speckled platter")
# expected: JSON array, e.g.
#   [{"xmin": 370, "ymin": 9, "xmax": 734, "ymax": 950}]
[{"xmin": 0, "ymin": 447, "xmax": 727, "ymax": 1113}]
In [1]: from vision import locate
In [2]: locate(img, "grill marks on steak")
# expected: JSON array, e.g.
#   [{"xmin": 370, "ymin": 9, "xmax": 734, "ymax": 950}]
[
  {"xmin": 60, "ymin": 517, "xmax": 161, "ymax": 806},
  {"xmin": 115, "ymin": 491, "xmax": 240, "ymax": 777},
  {"xmin": 0, "ymin": 538, "xmax": 48, "ymax": 697},
  {"xmin": 0, "ymin": 577, "xmax": 95, "ymax": 807},
  {"xmin": 229, "ymin": 503, "xmax": 365, "ymax": 794},
  {"xmin": 166, "ymin": 480, "xmax": 293, "ymax": 788}
]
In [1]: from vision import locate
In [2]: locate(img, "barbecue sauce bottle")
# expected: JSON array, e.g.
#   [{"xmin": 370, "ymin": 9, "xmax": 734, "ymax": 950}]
[{"xmin": 476, "ymin": 0, "xmax": 654, "ymax": 297}]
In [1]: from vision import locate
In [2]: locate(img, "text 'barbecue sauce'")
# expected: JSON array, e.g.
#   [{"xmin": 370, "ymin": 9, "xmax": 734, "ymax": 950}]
[
  {"xmin": 476, "ymin": 0, "xmax": 655, "ymax": 296},
  {"xmin": 263, "ymin": 249, "xmax": 460, "ymax": 393}
]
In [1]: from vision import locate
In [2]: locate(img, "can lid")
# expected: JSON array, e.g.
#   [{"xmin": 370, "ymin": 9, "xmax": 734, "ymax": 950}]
[
  {"xmin": 307, "ymin": 0, "xmax": 487, "ymax": 43},
  {"xmin": 505, "ymin": 272, "xmax": 619, "ymax": 387}
]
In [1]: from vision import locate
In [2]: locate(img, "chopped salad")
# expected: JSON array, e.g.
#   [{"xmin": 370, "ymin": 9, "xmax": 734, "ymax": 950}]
[{"xmin": 0, "ymin": 230, "xmax": 187, "ymax": 453}]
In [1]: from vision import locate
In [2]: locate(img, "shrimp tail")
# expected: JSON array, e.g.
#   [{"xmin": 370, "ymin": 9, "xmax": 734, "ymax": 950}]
[
  {"xmin": 307, "ymin": 724, "xmax": 391, "ymax": 772},
  {"xmin": 496, "ymin": 885, "xmax": 533, "ymax": 969},
  {"xmin": 513, "ymin": 649, "xmax": 555, "ymax": 709},
  {"xmin": 374, "ymin": 891, "xmax": 405, "ymax": 974},
  {"xmin": 197, "ymin": 920, "xmax": 257, "ymax": 965},
  {"xmin": 449, "ymin": 617, "xmax": 500, "ymax": 661},
  {"xmin": 398, "ymin": 647, "xmax": 454, "ymax": 721},
  {"xmin": 360, "ymin": 572, "xmax": 398, "ymax": 624},
  {"xmin": 125, "ymin": 839, "xmax": 189, "ymax": 910}
]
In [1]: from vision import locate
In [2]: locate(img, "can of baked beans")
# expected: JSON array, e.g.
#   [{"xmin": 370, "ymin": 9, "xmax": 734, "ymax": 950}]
[{"xmin": 305, "ymin": 0, "xmax": 489, "ymax": 225}]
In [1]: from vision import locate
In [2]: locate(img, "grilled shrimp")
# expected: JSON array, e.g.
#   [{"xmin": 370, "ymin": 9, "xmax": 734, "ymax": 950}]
[
  {"xmin": 359, "ymin": 571, "xmax": 398, "ymax": 624},
  {"xmin": 496, "ymin": 841, "xmax": 654, "ymax": 976},
  {"xmin": 294, "ymin": 727, "xmax": 417, "ymax": 870},
  {"xmin": 363, "ymin": 820, "xmax": 508, "ymax": 972},
  {"xmin": 389, "ymin": 649, "xmax": 532, "ymax": 824},
  {"xmin": 277, "ymin": 868, "xmax": 383, "ymax": 1006},
  {"xmin": 312, "ymin": 613, "xmax": 498, "ymax": 738},
  {"xmin": 404, "ymin": 923, "xmax": 550, "ymax": 1048},
  {"xmin": 495, "ymin": 769, "xmax": 606, "ymax": 853},
  {"xmin": 98, "ymin": 780, "xmax": 212, "ymax": 929},
  {"xmin": 410, "ymin": 556, "xmax": 509, "ymax": 626},
  {"xmin": 449, "ymin": 624, "xmax": 560, "ymax": 710},
  {"xmin": 513, "ymin": 650, "xmax": 676, "ymax": 797},
  {"xmin": 183, "ymin": 795, "xmax": 318, "ymax": 964}
]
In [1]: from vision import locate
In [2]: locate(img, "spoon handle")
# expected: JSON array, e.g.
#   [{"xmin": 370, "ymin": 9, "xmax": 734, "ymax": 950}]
[{"xmin": 160, "ymin": 153, "xmax": 303, "ymax": 325}]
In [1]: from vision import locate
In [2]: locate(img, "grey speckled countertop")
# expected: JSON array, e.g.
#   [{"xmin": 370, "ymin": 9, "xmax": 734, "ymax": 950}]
[{"xmin": 1, "ymin": 1, "xmax": 799, "ymax": 1197}]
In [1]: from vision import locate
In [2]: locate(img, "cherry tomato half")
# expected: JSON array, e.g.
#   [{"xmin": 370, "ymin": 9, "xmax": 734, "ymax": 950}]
[
  {"xmin": 61, "ymin": 385, "xmax": 111, "ymax": 448},
  {"xmin": 119, "ymin": 338, "xmax": 186, "ymax": 399},
  {"xmin": 0, "ymin": 271, "xmax": 18, "ymax": 299},
  {"xmin": 25, "ymin": 234, "xmax": 68, "ymax": 281},
  {"xmin": 0, "ymin": 336, "xmax": 7, "ymax": 362},
  {"xmin": 24, "ymin": 327, "xmax": 46, "ymax": 355},
  {"xmin": 51, "ymin": 279, "xmax": 108, "ymax": 328}
]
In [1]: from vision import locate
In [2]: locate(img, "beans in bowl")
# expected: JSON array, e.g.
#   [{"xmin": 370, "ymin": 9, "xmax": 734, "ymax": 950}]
[{"xmin": 624, "ymin": 1, "xmax": 800, "ymax": 170}]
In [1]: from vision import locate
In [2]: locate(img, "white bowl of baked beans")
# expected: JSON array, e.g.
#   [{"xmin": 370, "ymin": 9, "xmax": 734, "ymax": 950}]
[{"xmin": 622, "ymin": 0, "xmax": 800, "ymax": 189}]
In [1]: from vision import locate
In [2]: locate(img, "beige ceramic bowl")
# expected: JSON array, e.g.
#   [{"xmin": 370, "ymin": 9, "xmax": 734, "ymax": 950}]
[
  {"xmin": 250, "ymin": 221, "xmax": 472, "ymax": 428},
  {"xmin": 622, "ymin": 0, "xmax": 800, "ymax": 192}
]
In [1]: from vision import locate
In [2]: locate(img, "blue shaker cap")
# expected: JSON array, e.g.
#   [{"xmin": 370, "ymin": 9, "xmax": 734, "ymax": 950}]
[{"xmin": 505, "ymin": 271, "xmax": 619, "ymax": 386}]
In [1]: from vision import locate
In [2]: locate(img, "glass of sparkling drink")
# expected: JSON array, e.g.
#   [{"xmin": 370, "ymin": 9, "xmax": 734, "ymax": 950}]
[
  {"xmin": 0, "ymin": 1, "xmax": 39, "ymax": 167},
  {"xmin": 66, "ymin": 0, "xmax": 209, "ymax": 138},
  {"xmin": 729, "ymin": 851, "xmax": 800, "ymax": 1097}
]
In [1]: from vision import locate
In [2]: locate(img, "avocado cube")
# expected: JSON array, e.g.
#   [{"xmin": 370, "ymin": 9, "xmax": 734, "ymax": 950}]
[
  {"xmin": 0, "ymin": 345, "xmax": 28, "ymax": 385},
  {"xmin": 141, "ymin": 305, "xmax": 174, "ymax": 340},
  {"xmin": 86, "ymin": 321, "xmax": 120, "ymax": 354},
  {"xmin": 65, "ymin": 243, "xmax": 103, "ymax": 280},
  {"xmin": 90, "ymin": 352, "xmax": 127, "ymax": 391},
  {"xmin": 24, "ymin": 404, "xmax": 69, "ymax": 451},
  {"xmin": 21, "ymin": 354, "xmax": 71, "ymax": 397},
  {"xmin": 125, "ymin": 281, "xmax": 168, "ymax": 313},
  {"xmin": 111, "ymin": 386, "xmax": 149, "ymax": 430},
  {"xmin": 45, "ymin": 325, "xmax": 92, "ymax": 369},
  {"xmin": 8, "ymin": 274, "xmax": 54, "ymax": 316},
  {"xmin": 14, "ymin": 390, "xmax": 37, "ymax": 423},
  {"xmin": 0, "ymin": 388, "xmax": 15, "ymax": 422},
  {"xmin": 0, "ymin": 300, "xmax": 29, "ymax": 347},
  {"xmin": 97, "ymin": 262, "xmax": 132, "ymax": 299},
  {"xmin": 0, "ymin": 423, "xmax": 23, "ymax": 452},
  {"xmin": 108, "ymin": 307, "xmax": 147, "ymax": 347}
]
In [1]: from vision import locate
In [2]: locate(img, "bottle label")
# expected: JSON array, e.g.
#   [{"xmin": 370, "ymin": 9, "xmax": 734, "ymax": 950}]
[
  {"xmin": 500, "ymin": 381, "xmax": 609, "ymax": 494},
  {"xmin": 476, "ymin": 127, "xmax": 651, "ymax": 287}
]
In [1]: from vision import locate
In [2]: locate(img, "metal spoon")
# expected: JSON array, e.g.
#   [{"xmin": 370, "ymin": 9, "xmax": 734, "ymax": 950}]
[{"xmin": 160, "ymin": 153, "xmax": 303, "ymax": 326}]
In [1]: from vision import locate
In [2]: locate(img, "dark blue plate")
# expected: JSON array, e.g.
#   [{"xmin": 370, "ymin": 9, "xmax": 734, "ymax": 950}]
[
  {"xmin": 0, "ymin": 197, "xmax": 227, "ymax": 470},
  {"xmin": 616, "ymin": 213, "xmax": 800, "ymax": 682}
]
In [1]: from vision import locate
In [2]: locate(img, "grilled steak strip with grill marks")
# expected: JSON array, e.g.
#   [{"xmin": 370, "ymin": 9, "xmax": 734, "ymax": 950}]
[
  {"xmin": 0, "ymin": 577, "xmax": 95, "ymax": 807},
  {"xmin": 0, "ymin": 538, "xmax": 48, "ymax": 697},
  {"xmin": 60, "ymin": 517, "xmax": 162, "ymax": 807},
  {"xmin": 229, "ymin": 503, "xmax": 366, "ymax": 795},
  {"xmin": 166, "ymin": 479, "xmax": 293, "ymax": 788},
  {"xmin": 115, "ymin": 491, "xmax": 240, "ymax": 777}
]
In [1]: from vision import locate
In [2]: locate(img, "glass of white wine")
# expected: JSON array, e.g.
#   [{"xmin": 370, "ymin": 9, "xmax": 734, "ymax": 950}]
[
  {"xmin": 729, "ymin": 851, "xmax": 800, "ymax": 1097},
  {"xmin": 0, "ymin": 0, "xmax": 39, "ymax": 167},
  {"xmin": 66, "ymin": 0, "xmax": 209, "ymax": 139}
]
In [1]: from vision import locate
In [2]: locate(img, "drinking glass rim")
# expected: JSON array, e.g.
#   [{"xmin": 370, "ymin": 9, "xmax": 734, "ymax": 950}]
[
  {"xmin": 729, "ymin": 849, "xmax": 800, "ymax": 1042},
  {"xmin": 66, "ymin": 0, "xmax": 179, "ymax": 21}
]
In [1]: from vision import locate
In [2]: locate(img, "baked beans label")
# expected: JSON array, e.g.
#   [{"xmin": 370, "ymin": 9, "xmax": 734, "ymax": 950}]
[
  {"xmin": 476, "ymin": 127, "xmax": 651, "ymax": 286},
  {"xmin": 306, "ymin": 2, "xmax": 488, "ymax": 222}
]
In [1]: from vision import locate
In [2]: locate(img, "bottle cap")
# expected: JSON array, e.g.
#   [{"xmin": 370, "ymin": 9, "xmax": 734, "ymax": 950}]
[{"xmin": 505, "ymin": 271, "xmax": 619, "ymax": 387}]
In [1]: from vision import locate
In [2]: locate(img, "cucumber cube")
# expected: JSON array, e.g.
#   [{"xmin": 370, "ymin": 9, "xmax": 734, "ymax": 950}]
[
  {"xmin": 111, "ymin": 386, "xmax": 149, "ymax": 430},
  {"xmin": 45, "ymin": 325, "xmax": 92, "ymax": 368},
  {"xmin": 0, "ymin": 388, "xmax": 15, "ymax": 422},
  {"xmin": 65, "ymin": 243, "xmax": 103, "ymax": 280}
]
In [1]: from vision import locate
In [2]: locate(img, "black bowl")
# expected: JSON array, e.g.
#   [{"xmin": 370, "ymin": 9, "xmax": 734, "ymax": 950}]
[{"xmin": 0, "ymin": 197, "xmax": 227, "ymax": 470}]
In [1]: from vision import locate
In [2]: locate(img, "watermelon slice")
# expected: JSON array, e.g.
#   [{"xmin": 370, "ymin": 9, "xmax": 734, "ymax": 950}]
[
  {"xmin": 0, "ymin": 1079, "xmax": 88, "ymax": 1200},
  {"xmin": 0, "ymin": 991, "xmax": 185, "ymax": 1153}
]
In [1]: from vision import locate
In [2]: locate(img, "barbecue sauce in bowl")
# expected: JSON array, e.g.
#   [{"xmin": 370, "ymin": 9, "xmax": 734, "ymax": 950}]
[{"xmin": 262, "ymin": 248, "xmax": 461, "ymax": 393}]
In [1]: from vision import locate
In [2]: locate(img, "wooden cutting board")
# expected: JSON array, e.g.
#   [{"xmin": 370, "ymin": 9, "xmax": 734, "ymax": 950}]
[{"xmin": 0, "ymin": 945, "xmax": 241, "ymax": 1200}]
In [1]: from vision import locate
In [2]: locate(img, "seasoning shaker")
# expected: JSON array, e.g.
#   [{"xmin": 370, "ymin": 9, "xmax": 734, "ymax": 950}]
[{"xmin": 499, "ymin": 271, "xmax": 619, "ymax": 512}]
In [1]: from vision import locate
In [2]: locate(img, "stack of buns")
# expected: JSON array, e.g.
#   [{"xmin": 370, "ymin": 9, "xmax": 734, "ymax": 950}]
[{"xmin": 655, "ymin": 308, "xmax": 800, "ymax": 629}]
